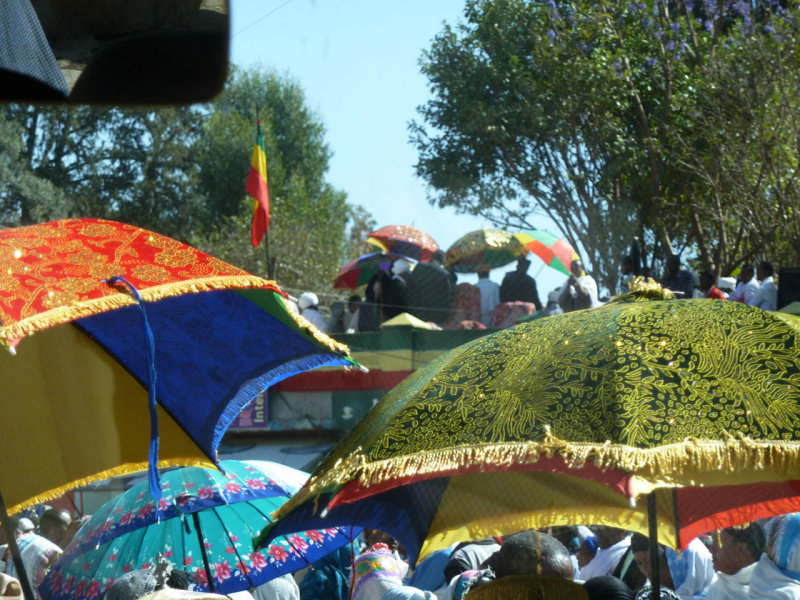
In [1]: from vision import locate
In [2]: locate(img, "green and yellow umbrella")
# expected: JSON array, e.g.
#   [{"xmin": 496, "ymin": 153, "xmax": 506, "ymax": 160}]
[
  {"xmin": 444, "ymin": 228, "xmax": 527, "ymax": 273},
  {"xmin": 257, "ymin": 293, "xmax": 800, "ymax": 563}
]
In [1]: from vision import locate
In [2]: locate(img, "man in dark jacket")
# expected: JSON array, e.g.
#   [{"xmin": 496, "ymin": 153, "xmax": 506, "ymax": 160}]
[
  {"xmin": 500, "ymin": 256, "xmax": 542, "ymax": 310},
  {"xmin": 407, "ymin": 250, "xmax": 455, "ymax": 324}
]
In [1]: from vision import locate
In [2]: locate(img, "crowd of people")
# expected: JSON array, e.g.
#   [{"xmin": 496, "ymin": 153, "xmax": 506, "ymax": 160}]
[
  {"xmin": 293, "ymin": 254, "xmax": 781, "ymax": 335},
  {"xmin": 6, "ymin": 510, "xmax": 800, "ymax": 600},
  {"xmin": 301, "ymin": 516, "xmax": 800, "ymax": 600}
]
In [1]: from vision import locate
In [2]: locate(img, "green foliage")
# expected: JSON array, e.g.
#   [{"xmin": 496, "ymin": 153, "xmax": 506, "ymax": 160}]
[
  {"xmin": 413, "ymin": 0, "xmax": 800, "ymax": 290},
  {"xmin": 0, "ymin": 65, "xmax": 375, "ymax": 294}
]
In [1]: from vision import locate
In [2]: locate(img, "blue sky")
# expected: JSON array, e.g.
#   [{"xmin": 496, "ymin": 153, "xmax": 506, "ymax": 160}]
[{"xmin": 229, "ymin": 0, "xmax": 568, "ymax": 295}]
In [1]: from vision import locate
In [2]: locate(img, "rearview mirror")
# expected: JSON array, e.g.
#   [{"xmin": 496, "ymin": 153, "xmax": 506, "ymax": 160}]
[{"xmin": 1, "ymin": 0, "xmax": 229, "ymax": 105}]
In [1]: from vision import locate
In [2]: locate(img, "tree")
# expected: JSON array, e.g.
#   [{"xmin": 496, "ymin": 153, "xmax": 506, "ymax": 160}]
[
  {"xmin": 192, "ymin": 67, "xmax": 363, "ymax": 292},
  {"xmin": 0, "ymin": 104, "xmax": 204, "ymax": 239},
  {"xmin": 412, "ymin": 0, "xmax": 800, "ymax": 290}
]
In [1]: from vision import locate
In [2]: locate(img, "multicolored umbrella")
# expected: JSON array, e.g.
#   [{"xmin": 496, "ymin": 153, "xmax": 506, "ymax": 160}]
[
  {"xmin": 443, "ymin": 229, "xmax": 527, "ymax": 273},
  {"xmin": 41, "ymin": 461, "xmax": 359, "ymax": 600},
  {"xmin": 257, "ymin": 293, "xmax": 800, "ymax": 563},
  {"xmin": 333, "ymin": 252, "xmax": 404, "ymax": 290},
  {"xmin": 513, "ymin": 230, "xmax": 579, "ymax": 276},
  {"xmin": 0, "ymin": 218, "xmax": 355, "ymax": 514},
  {"xmin": 366, "ymin": 225, "xmax": 440, "ymax": 263}
]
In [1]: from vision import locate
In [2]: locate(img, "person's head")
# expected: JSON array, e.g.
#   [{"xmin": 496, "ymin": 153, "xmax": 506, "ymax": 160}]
[
  {"xmin": 620, "ymin": 255, "xmax": 633, "ymax": 276},
  {"xmin": 330, "ymin": 300, "xmax": 345, "ymax": 319},
  {"xmin": 431, "ymin": 249, "xmax": 446, "ymax": 266},
  {"xmin": 665, "ymin": 255, "xmax": 680, "ymax": 277},
  {"xmin": 630, "ymin": 533, "xmax": 674, "ymax": 590},
  {"xmin": 476, "ymin": 264, "xmax": 491, "ymax": 279},
  {"xmin": 584, "ymin": 576, "xmax": 635, "ymax": 600},
  {"xmin": 38, "ymin": 508, "xmax": 71, "ymax": 546},
  {"xmin": 298, "ymin": 291, "xmax": 319, "ymax": 311},
  {"xmin": 578, "ymin": 535, "xmax": 599, "ymax": 568},
  {"xmin": 757, "ymin": 260, "xmax": 774, "ymax": 281},
  {"xmin": 516, "ymin": 256, "xmax": 531, "ymax": 273},
  {"xmin": 710, "ymin": 523, "xmax": 766, "ymax": 575},
  {"xmin": 348, "ymin": 294, "xmax": 362, "ymax": 313},
  {"xmin": 490, "ymin": 530, "xmax": 574, "ymax": 581},
  {"xmin": 592, "ymin": 527, "xmax": 628, "ymax": 550},
  {"xmin": 764, "ymin": 513, "xmax": 800, "ymax": 574},
  {"xmin": 570, "ymin": 259, "xmax": 585, "ymax": 278},
  {"xmin": 740, "ymin": 264, "xmax": 755, "ymax": 284},
  {"xmin": 351, "ymin": 545, "xmax": 404, "ymax": 600},
  {"xmin": 699, "ymin": 270, "xmax": 716, "ymax": 293},
  {"xmin": 104, "ymin": 570, "xmax": 156, "ymax": 600}
]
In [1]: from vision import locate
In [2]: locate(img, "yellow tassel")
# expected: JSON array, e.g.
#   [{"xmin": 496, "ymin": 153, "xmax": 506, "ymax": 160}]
[{"xmin": 8, "ymin": 457, "xmax": 214, "ymax": 516}]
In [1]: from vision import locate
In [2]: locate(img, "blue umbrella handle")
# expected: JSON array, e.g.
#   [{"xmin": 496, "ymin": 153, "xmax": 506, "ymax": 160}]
[{"xmin": 105, "ymin": 275, "xmax": 162, "ymax": 500}]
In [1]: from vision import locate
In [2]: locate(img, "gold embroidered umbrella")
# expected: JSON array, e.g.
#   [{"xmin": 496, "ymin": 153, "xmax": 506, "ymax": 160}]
[
  {"xmin": 444, "ymin": 228, "xmax": 527, "ymax": 273},
  {"xmin": 257, "ymin": 292, "xmax": 800, "ymax": 563}
]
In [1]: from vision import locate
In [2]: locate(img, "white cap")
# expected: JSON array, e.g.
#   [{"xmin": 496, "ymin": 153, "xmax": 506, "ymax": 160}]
[
  {"xmin": 391, "ymin": 260, "xmax": 410, "ymax": 275},
  {"xmin": 717, "ymin": 276, "xmax": 736, "ymax": 292},
  {"xmin": 17, "ymin": 518, "xmax": 34, "ymax": 533},
  {"xmin": 298, "ymin": 292, "xmax": 318, "ymax": 310}
]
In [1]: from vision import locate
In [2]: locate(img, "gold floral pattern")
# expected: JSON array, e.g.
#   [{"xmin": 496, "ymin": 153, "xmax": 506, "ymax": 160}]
[
  {"xmin": 284, "ymin": 299, "xmax": 800, "ymax": 506},
  {"xmin": 0, "ymin": 219, "xmax": 294, "ymax": 346}
]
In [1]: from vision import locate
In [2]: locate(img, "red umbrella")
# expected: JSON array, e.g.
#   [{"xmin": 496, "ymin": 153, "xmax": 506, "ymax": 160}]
[{"xmin": 367, "ymin": 225, "xmax": 439, "ymax": 262}]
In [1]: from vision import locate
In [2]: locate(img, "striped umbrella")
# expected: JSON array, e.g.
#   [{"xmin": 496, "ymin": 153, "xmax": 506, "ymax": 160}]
[{"xmin": 513, "ymin": 230, "xmax": 579, "ymax": 276}]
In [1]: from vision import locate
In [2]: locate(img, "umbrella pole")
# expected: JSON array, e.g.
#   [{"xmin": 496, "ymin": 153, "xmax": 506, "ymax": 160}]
[
  {"xmin": 0, "ymin": 491, "xmax": 36, "ymax": 600},
  {"xmin": 192, "ymin": 512, "xmax": 215, "ymax": 593},
  {"xmin": 647, "ymin": 492, "xmax": 661, "ymax": 600}
]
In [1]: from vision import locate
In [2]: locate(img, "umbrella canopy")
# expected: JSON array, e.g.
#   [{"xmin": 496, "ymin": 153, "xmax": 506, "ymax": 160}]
[
  {"xmin": 444, "ymin": 229, "xmax": 527, "ymax": 273},
  {"xmin": 333, "ymin": 252, "xmax": 404, "ymax": 290},
  {"xmin": 366, "ymin": 225, "xmax": 440, "ymax": 263},
  {"xmin": 513, "ymin": 230, "xmax": 579, "ymax": 276},
  {"xmin": 257, "ymin": 294, "xmax": 800, "ymax": 563},
  {"xmin": 0, "ymin": 218, "xmax": 354, "ymax": 513},
  {"xmin": 41, "ymin": 461, "xmax": 358, "ymax": 600}
]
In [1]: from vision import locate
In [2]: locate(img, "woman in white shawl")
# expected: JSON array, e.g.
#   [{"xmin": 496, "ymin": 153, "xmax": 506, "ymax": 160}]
[{"xmin": 750, "ymin": 513, "xmax": 800, "ymax": 600}]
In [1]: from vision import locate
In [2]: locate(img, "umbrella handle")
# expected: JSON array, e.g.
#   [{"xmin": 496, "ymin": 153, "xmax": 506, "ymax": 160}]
[
  {"xmin": 0, "ymin": 491, "xmax": 36, "ymax": 600},
  {"xmin": 105, "ymin": 276, "xmax": 162, "ymax": 500},
  {"xmin": 647, "ymin": 493, "xmax": 661, "ymax": 600},
  {"xmin": 192, "ymin": 512, "xmax": 215, "ymax": 593}
]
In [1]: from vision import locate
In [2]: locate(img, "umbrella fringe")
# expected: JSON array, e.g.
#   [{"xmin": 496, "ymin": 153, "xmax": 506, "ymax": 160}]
[
  {"xmin": 8, "ymin": 458, "xmax": 214, "ymax": 516},
  {"xmin": 0, "ymin": 276, "xmax": 280, "ymax": 347},
  {"xmin": 276, "ymin": 433, "xmax": 800, "ymax": 519},
  {"xmin": 1, "ymin": 275, "xmax": 353, "ymax": 358}
]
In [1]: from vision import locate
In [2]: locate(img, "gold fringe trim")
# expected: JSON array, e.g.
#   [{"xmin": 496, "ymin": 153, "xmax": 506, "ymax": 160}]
[
  {"xmin": 610, "ymin": 277, "xmax": 674, "ymax": 303},
  {"xmin": 8, "ymin": 457, "xmax": 215, "ymax": 516},
  {"xmin": 274, "ymin": 431, "xmax": 800, "ymax": 519},
  {"xmin": 0, "ymin": 275, "xmax": 352, "ymax": 358},
  {"xmin": 276, "ymin": 296, "xmax": 352, "ymax": 357}
]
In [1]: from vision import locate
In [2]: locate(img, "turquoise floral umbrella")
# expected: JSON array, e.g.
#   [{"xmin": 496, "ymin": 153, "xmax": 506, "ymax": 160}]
[{"xmin": 40, "ymin": 461, "xmax": 358, "ymax": 600}]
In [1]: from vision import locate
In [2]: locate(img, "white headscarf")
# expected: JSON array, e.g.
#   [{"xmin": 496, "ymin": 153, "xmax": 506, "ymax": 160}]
[
  {"xmin": 298, "ymin": 292, "xmax": 318, "ymax": 310},
  {"xmin": 665, "ymin": 538, "xmax": 716, "ymax": 600},
  {"xmin": 749, "ymin": 553, "xmax": 800, "ymax": 600},
  {"xmin": 391, "ymin": 260, "xmax": 410, "ymax": 277}
]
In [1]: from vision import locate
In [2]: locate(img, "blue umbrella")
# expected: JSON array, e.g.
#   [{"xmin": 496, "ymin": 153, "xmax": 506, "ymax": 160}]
[{"xmin": 40, "ymin": 461, "xmax": 360, "ymax": 600}]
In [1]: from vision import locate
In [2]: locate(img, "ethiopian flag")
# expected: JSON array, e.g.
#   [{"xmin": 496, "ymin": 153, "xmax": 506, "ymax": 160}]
[{"xmin": 247, "ymin": 121, "xmax": 269, "ymax": 247}]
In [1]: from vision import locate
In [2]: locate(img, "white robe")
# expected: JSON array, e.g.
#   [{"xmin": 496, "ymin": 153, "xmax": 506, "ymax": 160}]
[
  {"xmin": 579, "ymin": 536, "xmax": 630, "ymax": 581},
  {"xmin": 706, "ymin": 563, "xmax": 754, "ymax": 600}
]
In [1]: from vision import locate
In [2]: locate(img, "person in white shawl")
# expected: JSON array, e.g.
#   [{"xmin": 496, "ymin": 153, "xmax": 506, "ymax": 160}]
[
  {"xmin": 580, "ymin": 527, "xmax": 631, "ymax": 581},
  {"xmin": 750, "ymin": 513, "xmax": 800, "ymax": 600},
  {"xmin": 631, "ymin": 534, "xmax": 715, "ymax": 600},
  {"xmin": 707, "ymin": 522, "xmax": 765, "ymax": 600}
]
